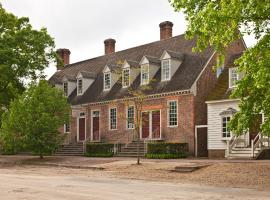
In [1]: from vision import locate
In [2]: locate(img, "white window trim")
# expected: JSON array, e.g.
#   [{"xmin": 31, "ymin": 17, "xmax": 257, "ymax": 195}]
[
  {"xmin": 221, "ymin": 115, "xmax": 232, "ymax": 140},
  {"xmin": 122, "ymin": 68, "xmax": 130, "ymax": 88},
  {"xmin": 64, "ymin": 123, "xmax": 70, "ymax": 133},
  {"xmin": 104, "ymin": 72, "xmax": 111, "ymax": 91},
  {"xmin": 126, "ymin": 105, "xmax": 135, "ymax": 130},
  {"xmin": 77, "ymin": 78, "xmax": 83, "ymax": 95},
  {"xmin": 161, "ymin": 59, "xmax": 171, "ymax": 81},
  {"xmin": 141, "ymin": 64, "xmax": 149, "ymax": 85},
  {"xmin": 109, "ymin": 107, "xmax": 117, "ymax": 130},
  {"xmin": 63, "ymin": 81, "xmax": 68, "ymax": 97},
  {"xmin": 229, "ymin": 67, "xmax": 239, "ymax": 89},
  {"xmin": 167, "ymin": 100, "xmax": 178, "ymax": 127}
]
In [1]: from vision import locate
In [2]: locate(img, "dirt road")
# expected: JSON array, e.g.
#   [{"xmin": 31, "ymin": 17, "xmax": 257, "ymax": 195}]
[{"xmin": 0, "ymin": 167, "xmax": 270, "ymax": 200}]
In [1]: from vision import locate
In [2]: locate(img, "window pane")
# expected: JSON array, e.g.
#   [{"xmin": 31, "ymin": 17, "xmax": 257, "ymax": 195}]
[
  {"xmin": 110, "ymin": 108, "xmax": 117, "ymax": 130},
  {"xmin": 78, "ymin": 79, "xmax": 83, "ymax": 94},
  {"xmin": 104, "ymin": 73, "xmax": 111, "ymax": 90},
  {"xmin": 141, "ymin": 65, "xmax": 149, "ymax": 85},
  {"xmin": 123, "ymin": 69, "xmax": 130, "ymax": 87},
  {"xmin": 222, "ymin": 116, "xmax": 231, "ymax": 138},
  {"xmin": 168, "ymin": 101, "xmax": 178, "ymax": 126},
  {"xmin": 63, "ymin": 82, "xmax": 68, "ymax": 96},
  {"xmin": 127, "ymin": 106, "xmax": 134, "ymax": 129},
  {"xmin": 162, "ymin": 60, "xmax": 170, "ymax": 81}
]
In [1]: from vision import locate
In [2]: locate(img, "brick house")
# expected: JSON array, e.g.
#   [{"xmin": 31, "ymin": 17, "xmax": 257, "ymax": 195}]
[{"xmin": 49, "ymin": 21, "xmax": 246, "ymax": 156}]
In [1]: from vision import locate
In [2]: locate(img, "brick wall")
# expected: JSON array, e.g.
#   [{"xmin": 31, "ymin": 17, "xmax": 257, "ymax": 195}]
[{"xmin": 67, "ymin": 94, "xmax": 196, "ymax": 155}]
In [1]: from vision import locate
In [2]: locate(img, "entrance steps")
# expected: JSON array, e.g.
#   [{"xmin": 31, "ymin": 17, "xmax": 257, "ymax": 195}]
[
  {"xmin": 55, "ymin": 142, "xmax": 84, "ymax": 156},
  {"xmin": 116, "ymin": 141, "xmax": 146, "ymax": 157},
  {"xmin": 227, "ymin": 147, "xmax": 260, "ymax": 159}
]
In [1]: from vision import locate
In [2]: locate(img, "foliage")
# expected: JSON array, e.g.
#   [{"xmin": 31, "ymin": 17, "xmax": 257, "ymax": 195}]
[
  {"xmin": 0, "ymin": 80, "xmax": 70, "ymax": 158},
  {"xmin": 0, "ymin": 6, "xmax": 57, "ymax": 124},
  {"xmin": 147, "ymin": 142, "xmax": 189, "ymax": 155},
  {"xmin": 85, "ymin": 143, "xmax": 114, "ymax": 157},
  {"xmin": 170, "ymin": 0, "xmax": 270, "ymax": 135}
]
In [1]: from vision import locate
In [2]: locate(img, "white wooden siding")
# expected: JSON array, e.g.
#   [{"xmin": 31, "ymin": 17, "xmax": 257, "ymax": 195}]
[{"xmin": 207, "ymin": 100, "xmax": 239, "ymax": 150}]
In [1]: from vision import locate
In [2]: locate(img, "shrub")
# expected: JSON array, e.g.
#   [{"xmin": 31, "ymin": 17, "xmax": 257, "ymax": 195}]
[
  {"xmin": 85, "ymin": 143, "xmax": 114, "ymax": 157},
  {"xmin": 146, "ymin": 152, "xmax": 188, "ymax": 159},
  {"xmin": 146, "ymin": 142, "xmax": 188, "ymax": 159}
]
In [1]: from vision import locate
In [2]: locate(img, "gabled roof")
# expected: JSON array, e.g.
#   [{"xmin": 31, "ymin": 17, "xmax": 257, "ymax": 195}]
[
  {"xmin": 164, "ymin": 50, "xmax": 184, "ymax": 60},
  {"xmin": 207, "ymin": 53, "xmax": 242, "ymax": 101},
  {"xmin": 78, "ymin": 71, "xmax": 97, "ymax": 79},
  {"xmin": 143, "ymin": 55, "xmax": 161, "ymax": 65},
  {"xmin": 49, "ymin": 34, "xmax": 215, "ymax": 105}
]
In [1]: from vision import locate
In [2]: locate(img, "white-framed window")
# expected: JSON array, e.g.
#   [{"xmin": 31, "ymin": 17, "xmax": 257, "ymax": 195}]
[
  {"xmin": 161, "ymin": 59, "xmax": 170, "ymax": 81},
  {"xmin": 168, "ymin": 100, "xmax": 178, "ymax": 127},
  {"xmin": 77, "ymin": 78, "xmax": 83, "ymax": 95},
  {"xmin": 64, "ymin": 123, "xmax": 70, "ymax": 133},
  {"xmin": 63, "ymin": 82, "xmax": 68, "ymax": 97},
  {"xmin": 109, "ymin": 107, "xmax": 117, "ymax": 130},
  {"xmin": 127, "ymin": 106, "xmax": 135, "ymax": 129},
  {"xmin": 122, "ymin": 68, "xmax": 130, "ymax": 87},
  {"xmin": 229, "ymin": 67, "xmax": 239, "ymax": 88},
  {"xmin": 222, "ymin": 116, "xmax": 231, "ymax": 138},
  {"xmin": 104, "ymin": 72, "xmax": 111, "ymax": 90},
  {"xmin": 141, "ymin": 64, "xmax": 149, "ymax": 85}
]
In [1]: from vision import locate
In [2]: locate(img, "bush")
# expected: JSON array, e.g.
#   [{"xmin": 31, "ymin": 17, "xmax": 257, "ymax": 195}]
[
  {"xmin": 146, "ymin": 153, "xmax": 188, "ymax": 159},
  {"xmin": 146, "ymin": 142, "xmax": 188, "ymax": 159},
  {"xmin": 85, "ymin": 143, "xmax": 114, "ymax": 157}
]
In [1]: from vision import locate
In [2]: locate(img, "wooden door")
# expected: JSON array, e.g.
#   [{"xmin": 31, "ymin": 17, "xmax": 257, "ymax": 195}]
[
  {"xmin": 142, "ymin": 112, "xmax": 150, "ymax": 139},
  {"xmin": 78, "ymin": 118, "xmax": 86, "ymax": 141},
  {"xmin": 92, "ymin": 111, "xmax": 100, "ymax": 141},
  {"xmin": 152, "ymin": 110, "xmax": 161, "ymax": 139}
]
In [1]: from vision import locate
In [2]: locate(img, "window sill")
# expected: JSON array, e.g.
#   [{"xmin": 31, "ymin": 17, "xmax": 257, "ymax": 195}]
[{"xmin": 168, "ymin": 125, "xmax": 178, "ymax": 128}]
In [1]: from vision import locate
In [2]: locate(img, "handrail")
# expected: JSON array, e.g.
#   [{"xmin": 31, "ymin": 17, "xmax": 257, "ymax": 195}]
[{"xmin": 113, "ymin": 132, "xmax": 134, "ymax": 154}]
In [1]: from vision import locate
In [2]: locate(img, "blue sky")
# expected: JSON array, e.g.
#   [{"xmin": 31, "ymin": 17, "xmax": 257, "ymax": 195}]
[{"xmin": 1, "ymin": 0, "xmax": 257, "ymax": 79}]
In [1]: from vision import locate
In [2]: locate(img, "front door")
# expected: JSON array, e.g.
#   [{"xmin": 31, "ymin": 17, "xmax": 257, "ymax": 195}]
[
  {"xmin": 141, "ymin": 110, "xmax": 161, "ymax": 139},
  {"xmin": 78, "ymin": 118, "xmax": 86, "ymax": 141},
  {"xmin": 92, "ymin": 111, "xmax": 100, "ymax": 141},
  {"xmin": 152, "ymin": 110, "xmax": 161, "ymax": 139},
  {"xmin": 142, "ymin": 112, "xmax": 150, "ymax": 139}
]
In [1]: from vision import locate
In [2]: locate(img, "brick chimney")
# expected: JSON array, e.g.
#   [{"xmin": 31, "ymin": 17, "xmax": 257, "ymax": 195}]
[
  {"xmin": 56, "ymin": 48, "xmax": 71, "ymax": 70},
  {"xmin": 159, "ymin": 21, "xmax": 173, "ymax": 40},
  {"xmin": 104, "ymin": 38, "xmax": 116, "ymax": 55}
]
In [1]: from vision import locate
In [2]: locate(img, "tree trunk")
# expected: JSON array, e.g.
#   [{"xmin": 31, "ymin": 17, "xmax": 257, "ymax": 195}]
[
  {"xmin": 136, "ymin": 130, "xmax": 140, "ymax": 165},
  {"xmin": 40, "ymin": 153, "xmax": 43, "ymax": 159}
]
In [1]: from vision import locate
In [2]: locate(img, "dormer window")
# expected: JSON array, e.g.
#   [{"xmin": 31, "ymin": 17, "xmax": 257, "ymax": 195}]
[
  {"xmin": 229, "ymin": 67, "xmax": 239, "ymax": 88},
  {"xmin": 141, "ymin": 64, "xmax": 149, "ymax": 85},
  {"xmin": 104, "ymin": 72, "xmax": 111, "ymax": 90},
  {"xmin": 122, "ymin": 68, "xmax": 130, "ymax": 87},
  {"xmin": 161, "ymin": 59, "xmax": 170, "ymax": 81},
  {"xmin": 63, "ymin": 82, "xmax": 68, "ymax": 97},
  {"xmin": 77, "ymin": 78, "xmax": 83, "ymax": 95}
]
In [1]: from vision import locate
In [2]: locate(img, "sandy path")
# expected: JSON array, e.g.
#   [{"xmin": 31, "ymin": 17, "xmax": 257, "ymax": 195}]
[{"xmin": 0, "ymin": 167, "xmax": 270, "ymax": 200}]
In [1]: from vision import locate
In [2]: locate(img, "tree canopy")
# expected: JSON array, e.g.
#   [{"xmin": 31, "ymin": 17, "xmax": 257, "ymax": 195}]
[
  {"xmin": 0, "ymin": 80, "xmax": 70, "ymax": 158},
  {"xmin": 170, "ymin": 0, "xmax": 270, "ymax": 135},
  {"xmin": 0, "ymin": 6, "xmax": 57, "ymax": 122}
]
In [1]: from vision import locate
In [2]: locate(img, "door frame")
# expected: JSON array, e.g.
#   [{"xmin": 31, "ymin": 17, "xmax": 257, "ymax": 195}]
[
  {"xmin": 77, "ymin": 112, "xmax": 86, "ymax": 142},
  {"xmin": 140, "ymin": 109, "xmax": 162, "ymax": 140},
  {"xmin": 91, "ymin": 109, "xmax": 100, "ymax": 142}
]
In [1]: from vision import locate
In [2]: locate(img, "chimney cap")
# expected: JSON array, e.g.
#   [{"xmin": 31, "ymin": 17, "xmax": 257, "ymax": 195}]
[
  {"xmin": 104, "ymin": 38, "xmax": 116, "ymax": 44},
  {"xmin": 56, "ymin": 48, "xmax": 71, "ymax": 54},
  {"xmin": 159, "ymin": 21, "xmax": 174, "ymax": 28}
]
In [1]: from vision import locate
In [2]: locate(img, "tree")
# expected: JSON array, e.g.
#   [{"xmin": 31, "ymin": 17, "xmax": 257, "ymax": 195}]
[
  {"xmin": 170, "ymin": 0, "xmax": 270, "ymax": 136},
  {"xmin": 114, "ymin": 61, "xmax": 154, "ymax": 165},
  {"xmin": 0, "ymin": 6, "xmax": 57, "ymax": 124},
  {"xmin": 0, "ymin": 80, "xmax": 70, "ymax": 158}
]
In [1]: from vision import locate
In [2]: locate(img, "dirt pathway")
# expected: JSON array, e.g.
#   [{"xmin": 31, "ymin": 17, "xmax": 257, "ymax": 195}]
[{"xmin": 0, "ymin": 167, "xmax": 270, "ymax": 200}]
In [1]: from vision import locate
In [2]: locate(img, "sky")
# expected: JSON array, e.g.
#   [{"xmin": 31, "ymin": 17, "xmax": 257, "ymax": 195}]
[{"xmin": 1, "ymin": 0, "xmax": 257, "ymax": 79}]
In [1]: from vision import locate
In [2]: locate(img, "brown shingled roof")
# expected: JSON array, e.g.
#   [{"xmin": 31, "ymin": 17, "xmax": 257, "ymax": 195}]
[{"xmin": 49, "ymin": 34, "xmax": 214, "ymax": 105}]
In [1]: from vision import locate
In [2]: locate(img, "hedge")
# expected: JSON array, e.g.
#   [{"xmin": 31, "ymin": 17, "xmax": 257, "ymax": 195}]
[
  {"xmin": 146, "ymin": 142, "xmax": 188, "ymax": 159},
  {"xmin": 85, "ymin": 143, "xmax": 114, "ymax": 157}
]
